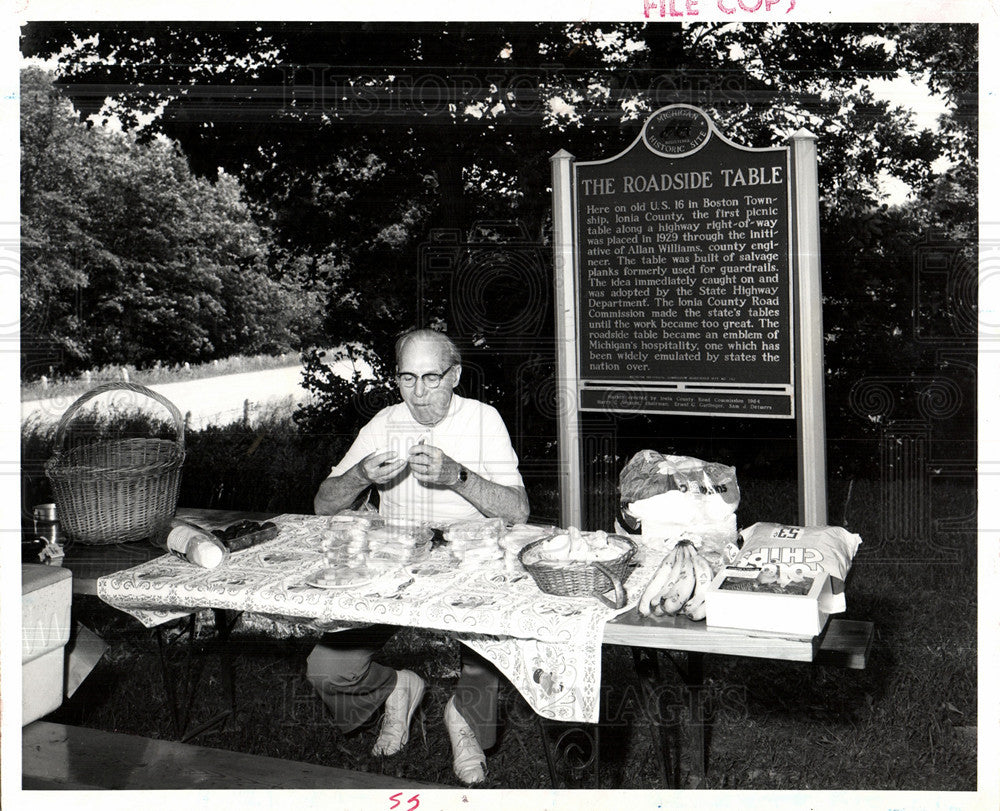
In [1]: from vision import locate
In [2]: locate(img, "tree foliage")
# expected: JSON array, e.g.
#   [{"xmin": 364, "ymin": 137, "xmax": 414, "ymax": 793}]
[
  {"xmin": 20, "ymin": 67, "xmax": 323, "ymax": 378},
  {"xmin": 20, "ymin": 23, "xmax": 977, "ymax": 474}
]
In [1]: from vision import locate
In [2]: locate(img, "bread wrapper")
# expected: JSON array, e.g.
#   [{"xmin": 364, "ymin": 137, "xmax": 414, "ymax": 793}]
[
  {"xmin": 442, "ymin": 517, "xmax": 506, "ymax": 567},
  {"xmin": 444, "ymin": 517, "xmax": 505, "ymax": 546},
  {"xmin": 618, "ymin": 451, "xmax": 739, "ymax": 533}
]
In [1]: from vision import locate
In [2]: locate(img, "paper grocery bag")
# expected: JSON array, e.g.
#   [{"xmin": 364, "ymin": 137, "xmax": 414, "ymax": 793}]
[{"xmin": 64, "ymin": 622, "xmax": 108, "ymax": 699}]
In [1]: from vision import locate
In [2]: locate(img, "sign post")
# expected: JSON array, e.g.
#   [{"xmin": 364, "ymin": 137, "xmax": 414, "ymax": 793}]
[
  {"xmin": 790, "ymin": 129, "xmax": 828, "ymax": 525},
  {"xmin": 551, "ymin": 148, "xmax": 584, "ymax": 528},
  {"xmin": 551, "ymin": 105, "xmax": 828, "ymax": 529}
]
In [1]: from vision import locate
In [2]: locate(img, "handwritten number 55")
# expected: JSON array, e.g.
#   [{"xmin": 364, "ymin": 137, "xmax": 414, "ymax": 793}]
[{"xmin": 389, "ymin": 792, "xmax": 420, "ymax": 810}]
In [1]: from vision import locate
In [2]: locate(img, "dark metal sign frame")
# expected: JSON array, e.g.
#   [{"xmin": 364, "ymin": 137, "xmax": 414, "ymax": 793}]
[{"xmin": 572, "ymin": 104, "xmax": 795, "ymax": 419}]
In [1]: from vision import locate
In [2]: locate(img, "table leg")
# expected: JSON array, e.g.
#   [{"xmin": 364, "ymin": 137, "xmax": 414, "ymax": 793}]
[
  {"xmin": 660, "ymin": 651, "xmax": 712, "ymax": 787},
  {"xmin": 154, "ymin": 611, "xmax": 239, "ymax": 742},
  {"xmin": 629, "ymin": 649, "xmax": 713, "ymax": 788},
  {"xmin": 534, "ymin": 715, "xmax": 601, "ymax": 789},
  {"xmin": 682, "ymin": 652, "xmax": 709, "ymax": 785},
  {"xmin": 155, "ymin": 615, "xmax": 196, "ymax": 739},
  {"xmin": 536, "ymin": 714, "xmax": 560, "ymax": 788},
  {"xmin": 213, "ymin": 609, "xmax": 238, "ymax": 715},
  {"xmin": 177, "ymin": 609, "xmax": 241, "ymax": 743},
  {"xmin": 630, "ymin": 647, "xmax": 679, "ymax": 788}
]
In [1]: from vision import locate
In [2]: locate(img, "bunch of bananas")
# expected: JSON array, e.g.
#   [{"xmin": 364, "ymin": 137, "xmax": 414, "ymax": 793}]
[{"xmin": 637, "ymin": 539, "xmax": 715, "ymax": 621}]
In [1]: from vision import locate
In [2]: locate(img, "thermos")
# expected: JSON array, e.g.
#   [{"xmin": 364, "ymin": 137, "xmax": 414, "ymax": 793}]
[
  {"xmin": 25, "ymin": 503, "xmax": 64, "ymax": 563},
  {"xmin": 33, "ymin": 503, "xmax": 61, "ymax": 544}
]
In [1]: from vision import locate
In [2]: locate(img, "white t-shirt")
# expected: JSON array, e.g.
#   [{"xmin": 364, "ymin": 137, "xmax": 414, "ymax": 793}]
[{"xmin": 328, "ymin": 394, "xmax": 525, "ymax": 525}]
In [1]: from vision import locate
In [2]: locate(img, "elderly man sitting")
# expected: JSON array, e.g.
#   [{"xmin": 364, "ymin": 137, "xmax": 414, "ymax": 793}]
[{"xmin": 311, "ymin": 328, "xmax": 529, "ymax": 784}]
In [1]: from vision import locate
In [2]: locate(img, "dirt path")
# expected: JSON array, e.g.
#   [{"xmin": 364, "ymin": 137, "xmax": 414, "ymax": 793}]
[{"xmin": 21, "ymin": 356, "xmax": 369, "ymax": 430}]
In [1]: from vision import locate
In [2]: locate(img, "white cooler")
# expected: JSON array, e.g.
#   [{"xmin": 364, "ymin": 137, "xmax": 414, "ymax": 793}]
[{"xmin": 22, "ymin": 564, "xmax": 73, "ymax": 725}]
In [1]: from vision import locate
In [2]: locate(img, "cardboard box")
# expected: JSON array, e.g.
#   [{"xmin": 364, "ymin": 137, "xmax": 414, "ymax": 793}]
[
  {"xmin": 22, "ymin": 564, "xmax": 73, "ymax": 725},
  {"xmin": 705, "ymin": 566, "xmax": 831, "ymax": 637}
]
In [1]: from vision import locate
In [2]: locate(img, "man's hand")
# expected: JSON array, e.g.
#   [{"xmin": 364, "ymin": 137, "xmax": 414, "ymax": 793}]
[
  {"xmin": 406, "ymin": 442, "xmax": 461, "ymax": 486},
  {"xmin": 404, "ymin": 441, "xmax": 529, "ymax": 523},
  {"xmin": 314, "ymin": 451, "xmax": 405, "ymax": 515},
  {"xmin": 359, "ymin": 450, "xmax": 408, "ymax": 484}
]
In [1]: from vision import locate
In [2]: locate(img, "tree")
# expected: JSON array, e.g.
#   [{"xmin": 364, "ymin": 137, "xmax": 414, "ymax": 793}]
[
  {"xmin": 24, "ymin": 23, "xmax": 962, "ymax": 260},
  {"xmin": 21, "ymin": 66, "xmax": 114, "ymax": 370},
  {"xmin": 20, "ymin": 67, "xmax": 322, "ymax": 377}
]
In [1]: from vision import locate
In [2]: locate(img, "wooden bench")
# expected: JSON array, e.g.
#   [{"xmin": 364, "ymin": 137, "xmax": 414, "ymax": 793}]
[
  {"xmin": 22, "ymin": 722, "xmax": 445, "ymax": 790},
  {"xmin": 813, "ymin": 618, "xmax": 874, "ymax": 670}
]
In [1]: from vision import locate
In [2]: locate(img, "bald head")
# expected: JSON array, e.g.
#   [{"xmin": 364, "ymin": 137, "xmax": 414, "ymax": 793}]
[
  {"xmin": 394, "ymin": 329, "xmax": 461, "ymax": 369},
  {"xmin": 393, "ymin": 329, "xmax": 462, "ymax": 425}
]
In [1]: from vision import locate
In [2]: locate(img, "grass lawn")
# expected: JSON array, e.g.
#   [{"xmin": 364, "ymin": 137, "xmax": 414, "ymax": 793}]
[
  {"xmin": 21, "ymin": 352, "xmax": 304, "ymax": 402},
  {"xmin": 44, "ymin": 474, "xmax": 977, "ymax": 791}
]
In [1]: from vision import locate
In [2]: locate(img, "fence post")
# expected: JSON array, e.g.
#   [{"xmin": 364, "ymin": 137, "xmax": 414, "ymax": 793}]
[{"xmin": 880, "ymin": 421, "xmax": 930, "ymax": 545}]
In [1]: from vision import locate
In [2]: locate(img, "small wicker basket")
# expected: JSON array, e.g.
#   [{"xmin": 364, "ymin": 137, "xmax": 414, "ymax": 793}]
[
  {"xmin": 44, "ymin": 382, "xmax": 186, "ymax": 545},
  {"xmin": 519, "ymin": 534, "xmax": 637, "ymax": 609}
]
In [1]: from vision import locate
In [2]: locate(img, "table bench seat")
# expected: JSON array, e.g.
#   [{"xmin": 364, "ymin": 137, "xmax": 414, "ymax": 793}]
[{"xmin": 22, "ymin": 721, "xmax": 445, "ymax": 791}]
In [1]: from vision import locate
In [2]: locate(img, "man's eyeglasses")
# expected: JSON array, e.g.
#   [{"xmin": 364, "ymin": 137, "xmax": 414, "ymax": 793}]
[{"xmin": 396, "ymin": 364, "xmax": 455, "ymax": 389}]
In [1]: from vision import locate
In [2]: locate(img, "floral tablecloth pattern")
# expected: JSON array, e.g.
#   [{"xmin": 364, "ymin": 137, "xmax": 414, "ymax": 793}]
[{"xmin": 97, "ymin": 514, "xmax": 664, "ymax": 724}]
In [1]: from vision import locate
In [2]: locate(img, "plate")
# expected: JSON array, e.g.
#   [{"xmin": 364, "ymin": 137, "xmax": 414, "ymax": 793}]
[{"xmin": 305, "ymin": 568, "xmax": 375, "ymax": 590}]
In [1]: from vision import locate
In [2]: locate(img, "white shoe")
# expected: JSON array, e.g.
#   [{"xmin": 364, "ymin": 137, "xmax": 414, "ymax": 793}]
[
  {"xmin": 444, "ymin": 697, "xmax": 486, "ymax": 785},
  {"xmin": 372, "ymin": 669, "xmax": 426, "ymax": 756}
]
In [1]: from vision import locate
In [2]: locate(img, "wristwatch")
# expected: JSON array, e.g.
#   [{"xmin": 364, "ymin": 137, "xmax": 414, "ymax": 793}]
[{"xmin": 454, "ymin": 465, "xmax": 469, "ymax": 487}]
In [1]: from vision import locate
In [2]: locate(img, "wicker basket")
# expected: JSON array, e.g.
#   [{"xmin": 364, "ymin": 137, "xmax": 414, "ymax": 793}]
[
  {"xmin": 519, "ymin": 534, "xmax": 637, "ymax": 609},
  {"xmin": 44, "ymin": 383, "xmax": 186, "ymax": 545}
]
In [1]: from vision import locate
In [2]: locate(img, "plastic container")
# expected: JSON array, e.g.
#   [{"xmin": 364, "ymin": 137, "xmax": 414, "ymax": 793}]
[{"xmin": 164, "ymin": 519, "xmax": 229, "ymax": 568}]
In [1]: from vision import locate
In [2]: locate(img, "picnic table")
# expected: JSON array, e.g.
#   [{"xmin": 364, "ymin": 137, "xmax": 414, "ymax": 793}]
[{"xmin": 58, "ymin": 507, "xmax": 873, "ymax": 789}]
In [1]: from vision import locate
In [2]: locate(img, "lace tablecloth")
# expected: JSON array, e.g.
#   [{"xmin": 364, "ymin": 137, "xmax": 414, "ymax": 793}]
[{"xmin": 97, "ymin": 514, "xmax": 663, "ymax": 724}]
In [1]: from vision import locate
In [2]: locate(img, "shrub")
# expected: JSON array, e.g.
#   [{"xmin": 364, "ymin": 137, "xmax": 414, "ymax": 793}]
[
  {"xmin": 292, "ymin": 346, "xmax": 397, "ymax": 440},
  {"xmin": 178, "ymin": 415, "xmax": 351, "ymax": 514},
  {"xmin": 20, "ymin": 410, "xmax": 353, "ymax": 523}
]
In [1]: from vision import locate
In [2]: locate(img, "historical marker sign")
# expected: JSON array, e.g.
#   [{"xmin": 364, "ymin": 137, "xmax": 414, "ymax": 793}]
[
  {"xmin": 550, "ymin": 106, "xmax": 827, "ymax": 528},
  {"xmin": 573, "ymin": 104, "xmax": 795, "ymax": 418}
]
